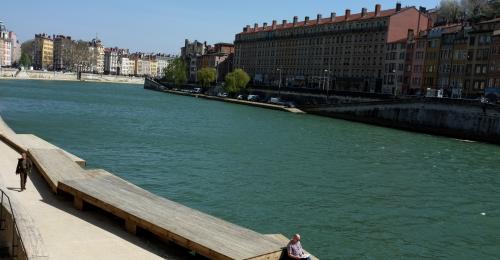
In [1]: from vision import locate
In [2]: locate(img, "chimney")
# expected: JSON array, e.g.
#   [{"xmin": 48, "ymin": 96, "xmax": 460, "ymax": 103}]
[
  {"xmin": 293, "ymin": 16, "xmax": 298, "ymax": 26},
  {"xmin": 396, "ymin": 2, "xmax": 402, "ymax": 12},
  {"xmin": 330, "ymin": 12, "xmax": 336, "ymax": 21},
  {"xmin": 245, "ymin": 25, "xmax": 251, "ymax": 31},
  {"xmin": 254, "ymin": 23, "xmax": 258, "ymax": 30},
  {"xmin": 375, "ymin": 4, "xmax": 381, "ymax": 16},
  {"xmin": 361, "ymin": 8, "xmax": 367, "ymax": 17},
  {"xmin": 305, "ymin": 16, "xmax": 310, "ymax": 24},
  {"xmin": 317, "ymin": 14, "xmax": 322, "ymax": 24},
  {"xmin": 282, "ymin": 19, "xmax": 287, "ymax": 26},
  {"xmin": 345, "ymin": 9, "xmax": 351, "ymax": 20},
  {"xmin": 263, "ymin": 22, "xmax": 268, "ymax": 29},
  {"xmin": 272, "ymin": 20, "xmax": 277, "ymax": 29}
]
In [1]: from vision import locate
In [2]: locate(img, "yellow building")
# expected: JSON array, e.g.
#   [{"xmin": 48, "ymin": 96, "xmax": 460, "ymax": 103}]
[
  {"xmin": 33, "ymin": 33, "xmax": 53, "ymax": 70},
  {"xmin": 150, "ymin": 59, "xmax": 158, "ymax": 78}
]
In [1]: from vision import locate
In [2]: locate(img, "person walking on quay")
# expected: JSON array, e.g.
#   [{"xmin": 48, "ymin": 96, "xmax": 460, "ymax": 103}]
[
  {"xmin": 287, "ymin": 234, "xmax": 311, "ymax": 260},
  {"xmin": 15, "ymin": 152, "xmax": 32, "ymax": 191}
]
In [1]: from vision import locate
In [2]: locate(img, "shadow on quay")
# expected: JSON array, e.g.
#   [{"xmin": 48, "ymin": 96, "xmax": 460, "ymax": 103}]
[{"xmin": 27, "ymin": 168, "xmax": 207, "ymax": 260}]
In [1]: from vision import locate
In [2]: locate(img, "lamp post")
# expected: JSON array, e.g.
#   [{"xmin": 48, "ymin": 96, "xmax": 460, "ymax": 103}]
[
  {"xmin": 277, "ymin": 68, "xmax": 282, "ymax": 97},
  {"xmin": 393, "ymin": 69, "xmax": 398, "ymax": 96}
]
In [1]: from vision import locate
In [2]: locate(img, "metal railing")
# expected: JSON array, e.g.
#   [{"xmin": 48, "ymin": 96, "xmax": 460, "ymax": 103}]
[{"xmin": 0, "ymin": 188, "xmax": 26, "ymax": 258}]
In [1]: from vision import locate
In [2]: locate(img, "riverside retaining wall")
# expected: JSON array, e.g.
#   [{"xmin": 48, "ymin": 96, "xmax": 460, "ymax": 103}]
[
  {"xmin": 0, "ymin": 68, "xmax": 144, "ymax": 85},
  {"xmin": 305, "ymin": 99, "xmax": 500, "ymax": 144}
]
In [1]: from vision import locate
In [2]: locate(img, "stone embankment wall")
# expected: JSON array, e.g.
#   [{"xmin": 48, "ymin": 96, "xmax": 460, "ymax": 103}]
[
  {"xmin": 1, "ymin": 68, "xmax": 144, "ymax": 85},
  {"xmin": 305, "ymin": 99, "xmax": 500, "ymax": 143}
]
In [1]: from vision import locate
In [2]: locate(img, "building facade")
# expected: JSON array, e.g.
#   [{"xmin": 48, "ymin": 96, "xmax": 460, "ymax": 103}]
[
  {"xmin": 234, "ymin": 3, "xmax": 430, "ymax": 92},
  {"xmin": 156, "ymin": 54, "xmax": 174, "ymax": 79},
  {"xmin": 33, "ymin": 33, "xmax": 54, "ymax": 70},
  {"xmin": 489, "ymin": 25, "xmax": 500, "ymax": 89},
  {"xmin": 89, "ymin": 38, "xmax": 105, "ymax": 74},
  {"xmin": 0, "ymin": 22, "xmax": 12, "ymax": 67},
  {"xmin": 53, "ymin": 35, "xmax": 73, "ymax": 71},
  {"xmin": 181, "ymin": 39, "xmax": 207, "ymax": 82},
  {"xmin": 104, "ymin": 48, "xmax": 119, "ymax": 74},
  {"xmin": 199, "ymin": 43, "xmax": 235, "ymax": 82}
]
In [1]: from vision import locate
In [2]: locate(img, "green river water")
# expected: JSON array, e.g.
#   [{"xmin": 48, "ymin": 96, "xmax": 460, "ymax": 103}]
[{"xmin": 0, "ymin": 79, "xmax": 499, "ymax": 259}]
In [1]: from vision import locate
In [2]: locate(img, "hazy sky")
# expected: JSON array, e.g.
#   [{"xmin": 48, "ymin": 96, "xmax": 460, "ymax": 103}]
[{"xmin": 2, "ymin": 0, "xmax": 439, "ymax": 54}]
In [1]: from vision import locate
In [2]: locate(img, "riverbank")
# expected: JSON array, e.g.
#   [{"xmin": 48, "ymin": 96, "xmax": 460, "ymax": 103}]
[
  {"xmin": 144, "ymin": 78, "xmax": 305, "ymax": 114},
  {"xmin": 0, "ymin": 68, "xmax": 144, "ymax": 85}
]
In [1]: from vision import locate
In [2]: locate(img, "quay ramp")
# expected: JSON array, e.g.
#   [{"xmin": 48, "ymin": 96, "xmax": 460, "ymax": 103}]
[{"xmin": 0, "ymin": 116, "xmax": 310, "ymax": 259}]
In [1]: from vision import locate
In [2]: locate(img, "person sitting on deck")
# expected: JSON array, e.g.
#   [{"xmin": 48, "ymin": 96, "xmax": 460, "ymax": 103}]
[{"xmin": 287, "ymin": 234, "xmax": 311, "ymax": 260}]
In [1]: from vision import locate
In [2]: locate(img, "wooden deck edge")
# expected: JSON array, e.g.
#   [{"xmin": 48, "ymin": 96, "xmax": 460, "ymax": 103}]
[
  {"xmin": 27, "ymin": 150, "xmax": 59, "ymax": 194},
  {"xmin": 59, "ymin": 180, "xmax": 282, "ymax": 260},
  {"xmin": 0, "ymin": 133, "xmax": 86, "ymax": 167}
]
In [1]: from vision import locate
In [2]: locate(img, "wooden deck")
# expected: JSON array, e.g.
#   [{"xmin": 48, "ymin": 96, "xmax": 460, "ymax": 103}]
[
  {"xmin": 28, "ymin": 148, "xmax": 88, "ymax": 193},
  {"xmin": 26, "ymin": 148, "xmax": 285, "ymax": 259},
  {"xmin": 264, "ymin": 234, "xmax": 319, "ymax": 260},
  {"xmin": 0, "ymin": 133, "xmax": 85, "ymax": 166}
]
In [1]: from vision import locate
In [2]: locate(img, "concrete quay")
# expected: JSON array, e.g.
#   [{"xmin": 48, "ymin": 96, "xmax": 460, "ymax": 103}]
[
  {"xmin": 0, "ymin": 117, "xmax": 316, "ymax": 259},
  {"xmin": 0, "ymin": 68, "xmax": 145, "ymax": 85},
  {"xmin": 143, "ymin": 78, "xmax": 305, "ymax": 114}
]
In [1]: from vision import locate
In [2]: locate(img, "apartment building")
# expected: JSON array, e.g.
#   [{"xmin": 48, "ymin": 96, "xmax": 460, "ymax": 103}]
[
  {"xmin": 33, "ymin": 33, "xmax": 54, "ymax": 70},
  {"xmin": 53, "ymin": 35, "xmax": 73, "ymax": 71},
  {"xmin": 89, "ymin": 38, "xmax": 105, "ymax": 73},
  {"xmin": 234, "ymin": 3, "xmax": 430, "ymax": 92},
  {"xmin": 199, "ymin": 43, "xmax": 235, "ymax": 82},
  {"xmin": 489, "ymin": 24, "xmax": 500, "ymax": 88}
]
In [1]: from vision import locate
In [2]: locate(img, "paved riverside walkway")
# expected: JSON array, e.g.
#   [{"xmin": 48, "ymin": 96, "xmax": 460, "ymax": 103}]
[{"xmin": 0, "ymin": 140, "xmax": 185, "ymax": 260}]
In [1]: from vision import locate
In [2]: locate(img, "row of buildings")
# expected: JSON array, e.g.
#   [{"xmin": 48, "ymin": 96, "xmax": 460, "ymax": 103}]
[
  {"xmin": 33, "ymin": 33, "xmax": 175, "ymax": 77},
  {"xmin": 233, "ymin": 3, "xmax": 500, "ymax": 98},
  {"xmin": 0, "ymin": 21, "xmax": 21, "ymax": 67},
  {"xmin": 181, "ymin": 39, "xmax": 234, "ymax": 82}
]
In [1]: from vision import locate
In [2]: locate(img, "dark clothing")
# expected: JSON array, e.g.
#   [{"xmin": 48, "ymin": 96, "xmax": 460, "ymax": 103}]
[{"xmin": 16, "ymin": 158, "xmax": 32, "ymax": 190}]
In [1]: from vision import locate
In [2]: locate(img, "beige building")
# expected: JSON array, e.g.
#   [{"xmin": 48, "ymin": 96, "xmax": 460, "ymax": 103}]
[
  {"xmin": 33, "ymin": 33, "xmax": 54, "ymax": 70},
  {"xmin": 150, "ymin": 59, "xmax": 158, "ymax": 78},
  {"xmin": 89, "ymin": 38, "xmax": 105, "ymax": 73}
]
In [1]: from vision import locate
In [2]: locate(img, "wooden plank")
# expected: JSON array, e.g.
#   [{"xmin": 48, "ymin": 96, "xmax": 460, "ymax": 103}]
[
  {"xmin": 28, "ymin": 149, "xmax": 89, "ymax": 193},
  {"xmin": 0, "ymin": 134, "xmax": 85, "ymax": 166},
  {"xmin": 60, "ymin": 175, "xmax": 284, "ymax": 260}
]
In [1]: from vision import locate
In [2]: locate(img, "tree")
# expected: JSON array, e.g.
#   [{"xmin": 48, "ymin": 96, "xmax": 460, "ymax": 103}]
[
  {"xmin": 224, "ymin": 69, "xmax": 250, "ymax": 94},
  {"xmin": 19, "ymin": 52, "xmax": 32, "ymax": 67},
  {"xmin": 163, "ymin": 58, "xmax": 187, "ymax": 86},
  {"xmin": 197, "ymin": 67, "xmax": 217, "ymax": 87},
  {"xmin": 461, "ymin": 0, "xmax": 491, "ymax": 20},
  {"xmin": 439, "ymin": 0, "xmax": 464, "ymax": 22}
]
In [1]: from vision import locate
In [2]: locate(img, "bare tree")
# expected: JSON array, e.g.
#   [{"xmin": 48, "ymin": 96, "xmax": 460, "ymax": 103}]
[
  {"xmin": 439, "ymin": 0, "xmax": 464, "ymax": 23},
  {"xmin": 461, "ymin": 0, "xmax": 491, "ymax": 20}
]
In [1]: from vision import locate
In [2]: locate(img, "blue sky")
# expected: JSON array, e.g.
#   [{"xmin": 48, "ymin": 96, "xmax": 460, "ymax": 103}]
[{"xmin": 2, "ymin": 0, "xmax": 439, "ymax": 54}]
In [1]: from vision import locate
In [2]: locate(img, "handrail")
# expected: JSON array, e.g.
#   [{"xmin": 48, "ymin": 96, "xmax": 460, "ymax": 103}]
[{"xmin": 0, "ymin": 188, "xmax": 26, "ymax": 258}]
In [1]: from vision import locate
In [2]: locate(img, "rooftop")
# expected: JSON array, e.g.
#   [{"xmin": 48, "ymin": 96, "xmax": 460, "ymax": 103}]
[{"xmin": 239, "ymin": 3, "xmax": 417, "ymax": 35}]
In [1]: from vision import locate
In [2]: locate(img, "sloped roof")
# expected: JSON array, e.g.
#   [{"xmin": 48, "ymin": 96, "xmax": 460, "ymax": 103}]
[{"xmin": 239, "ymin": 7, "xmax": 415, "ymax": 35}]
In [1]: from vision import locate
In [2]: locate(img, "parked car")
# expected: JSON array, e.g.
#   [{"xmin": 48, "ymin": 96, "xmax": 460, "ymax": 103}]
[
  {"xmin": 285, "ymin": 101, "xmax": 296, "ymax": 108},
  {"xmin": 193, "ymin": 88, "xmax": 202, "ymax": 93},
  {"xmin": 269, "ymin": 97, "xmax": 285, "ymax": 105},
  {"xmin": 237, "ymin": 94, "xmax": 244, "ymax": 100},
  {"xmin": 247, "ymin": 95, "xmax": 259, "ymax": 101},
  {"xmin": 217, "ymin": 92, "xmax": 228, "ymax": 97}
]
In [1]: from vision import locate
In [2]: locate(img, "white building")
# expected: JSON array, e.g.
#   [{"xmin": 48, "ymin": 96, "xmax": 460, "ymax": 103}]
[
  {"xmin": 156, "ymin": 55, "xmax": 174, "ymax": 78},
  {"xmin": 0, "ymin": 22, "xmax": 12, "ymax": 67},
  {"xmin": 119, "ymin": 56, "xmax": 134, "ymax": 76},
  {"xmin": 104, "ymin": 48, "xmax": 119, "ymax": 74}
]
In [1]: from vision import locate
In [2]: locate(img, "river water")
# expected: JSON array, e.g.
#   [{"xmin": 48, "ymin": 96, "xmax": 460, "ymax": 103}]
[{"xmin": 1, "ymin": 79, "xmax": 499, "ymax": 259}]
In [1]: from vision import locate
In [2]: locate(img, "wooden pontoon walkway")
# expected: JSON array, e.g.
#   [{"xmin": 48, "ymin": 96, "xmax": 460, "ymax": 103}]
[{"xmin": 0, "ymin": 117, "xmax": 316, "ymax": 259}]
